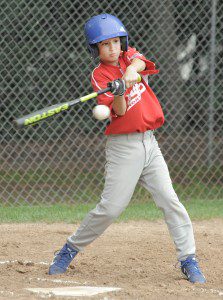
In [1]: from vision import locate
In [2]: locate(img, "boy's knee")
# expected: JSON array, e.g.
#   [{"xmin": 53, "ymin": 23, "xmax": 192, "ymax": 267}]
[
  {"xmin": 156, "ymin": 197, "xmax": 191, "ymax": 228},
  {"xmin": 97, "ymin": 199, "xmax": 125, "ymax": 220},
  {"xmin": 155, "ymin": 189, "xmax": 179, "ymax": 210},
  {"xmin": 159, "ymin": 197, "xmax": 186, "ymax": 214}
]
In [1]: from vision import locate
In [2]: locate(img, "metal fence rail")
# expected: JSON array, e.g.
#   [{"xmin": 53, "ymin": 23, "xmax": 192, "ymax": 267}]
[{"xmin": 1, "ymin": 0, "xmax": 223, "ymax": 205}]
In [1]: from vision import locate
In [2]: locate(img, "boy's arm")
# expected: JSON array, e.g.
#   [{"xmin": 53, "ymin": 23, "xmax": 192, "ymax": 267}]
[
  {"xmin": 112, "ymin": 58, "xmax": 146, "ymax": 116},
  {"xmin": 112, "ymin": 94, "xmax": 127, "ymax": 116},
  {"xmin": 123, "ymin": 58, "xmax": 146, "ymax": 88}
]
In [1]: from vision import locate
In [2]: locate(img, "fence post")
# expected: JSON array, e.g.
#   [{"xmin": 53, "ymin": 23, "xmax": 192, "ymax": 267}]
[{"xmin": 208, "ymin": 0, "xmax": 217, "ymax": 167}]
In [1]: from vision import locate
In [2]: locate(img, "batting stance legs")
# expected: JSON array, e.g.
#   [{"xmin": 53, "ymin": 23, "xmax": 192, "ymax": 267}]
[{"xmin": 67, "ymin": 131, "xmax": 195, "ymax": 261}]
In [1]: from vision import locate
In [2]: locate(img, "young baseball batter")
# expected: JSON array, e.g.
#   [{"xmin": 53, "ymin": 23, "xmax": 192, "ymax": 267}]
[{"xmin": 49, "ymin": 14, "xmax": 206, "ymax": 283}]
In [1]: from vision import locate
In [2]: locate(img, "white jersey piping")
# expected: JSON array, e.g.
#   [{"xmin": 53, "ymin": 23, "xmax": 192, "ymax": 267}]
[{"xmin": 91, "ymin": 64, "xmax": 113, "ymax": 98}]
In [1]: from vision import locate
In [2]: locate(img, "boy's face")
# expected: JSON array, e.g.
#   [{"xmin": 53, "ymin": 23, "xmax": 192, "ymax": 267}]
[{"xmin": 98, "ymin": 37, "xmax": 121, "ymax": 65}]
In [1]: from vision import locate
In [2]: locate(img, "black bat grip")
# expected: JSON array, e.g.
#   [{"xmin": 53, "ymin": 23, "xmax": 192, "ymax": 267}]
[{"xmin": 97, "ymin": 87, "xmax": 111, "ymax": 95}]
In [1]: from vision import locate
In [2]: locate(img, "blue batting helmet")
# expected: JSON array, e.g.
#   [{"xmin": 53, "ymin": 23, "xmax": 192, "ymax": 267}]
[{"xmin": 84, "ymin": 14, "xmax": 128, "ymax": 58}]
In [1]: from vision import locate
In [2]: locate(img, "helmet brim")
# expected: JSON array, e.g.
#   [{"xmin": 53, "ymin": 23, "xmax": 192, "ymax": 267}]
[{"xmin": 89, "ymin": 32, "xmax": 128, "ymax": 45}]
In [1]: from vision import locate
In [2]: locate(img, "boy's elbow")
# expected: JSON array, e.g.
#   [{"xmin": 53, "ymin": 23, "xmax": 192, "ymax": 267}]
[
  {"xmin": 117, "ymin": 111, "xmax": 126, "ymax": 116},
  {"xmin": 114, "ymin": 108, "xmax": 126, "ymax": 116},
  {"xmin": 112, "ymin": 105, "xmax": 126, "ymax": 116}
]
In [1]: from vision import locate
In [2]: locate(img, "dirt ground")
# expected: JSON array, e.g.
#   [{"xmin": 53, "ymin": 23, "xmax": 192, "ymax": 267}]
[{"xmin": 0, "ymin": 220, "xmax": 223, "ymax": 300}]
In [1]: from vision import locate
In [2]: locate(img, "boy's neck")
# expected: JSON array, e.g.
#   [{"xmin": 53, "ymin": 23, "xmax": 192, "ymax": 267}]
[{"xmin": 101, "ymin": 60, "xmax": 119, "ymax": 66}]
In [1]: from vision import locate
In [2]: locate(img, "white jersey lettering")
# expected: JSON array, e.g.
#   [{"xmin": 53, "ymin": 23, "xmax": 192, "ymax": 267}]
[{"xmin": 127, "ymin": 83, "xmax": 146, "ymax": 111}]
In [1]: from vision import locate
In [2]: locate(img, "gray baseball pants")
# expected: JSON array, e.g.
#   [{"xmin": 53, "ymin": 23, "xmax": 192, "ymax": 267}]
[{"xmin": 68, "ymin": 131, "xmax": 195, "ymax": 261}]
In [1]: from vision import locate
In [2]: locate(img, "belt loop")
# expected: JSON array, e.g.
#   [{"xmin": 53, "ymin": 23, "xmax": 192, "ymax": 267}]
[
  {"xmin": 144, "ymin": 130, "xmax": 151, "ymax": 140},
  {"xmin": 141, "ymin": 132, "xmax": 144, "ymax": 141}
]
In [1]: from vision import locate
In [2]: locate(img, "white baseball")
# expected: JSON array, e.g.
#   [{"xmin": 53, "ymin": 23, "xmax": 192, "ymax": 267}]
[{"xmin": 92, "ymin": 105, "xmax": 110, "ymax": 120}]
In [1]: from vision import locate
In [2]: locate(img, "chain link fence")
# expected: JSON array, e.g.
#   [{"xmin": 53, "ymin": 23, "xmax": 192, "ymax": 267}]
[{"xmin": 1, "ymin": 0, "xmax": 222, "ymax": 205}]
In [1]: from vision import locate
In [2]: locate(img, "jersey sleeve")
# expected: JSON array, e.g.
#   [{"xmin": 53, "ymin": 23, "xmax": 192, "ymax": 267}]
[
  {"xmin": 124, "ymin": 47, "xmax": 159, "ymax": 75},
  {"xmin": 91, "ymin": 69, "xmax": 114, "ymax": 110}
]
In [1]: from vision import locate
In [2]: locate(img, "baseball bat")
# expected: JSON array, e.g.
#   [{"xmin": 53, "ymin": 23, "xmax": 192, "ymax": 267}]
[
  {"xmin": 14, "ymin": 86, "xmax": 111, "ymax": 128},
  {"xmin": 14, "ymin": 75, "xmax": 142, "ymax": 128}
]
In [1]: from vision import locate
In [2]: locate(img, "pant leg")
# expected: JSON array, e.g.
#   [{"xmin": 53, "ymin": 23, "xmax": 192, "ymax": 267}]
[
  {"xmin": 68, "ymin": 134, "xmax": 146, "ymax": 251},
  {"xmin": 139, "ymin": 133, "xmax": 195, "ymax": 261}
]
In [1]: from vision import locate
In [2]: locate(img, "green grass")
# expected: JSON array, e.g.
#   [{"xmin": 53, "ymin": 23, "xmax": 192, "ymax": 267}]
[
  {"xmin": 1, "ymin": 168, "xmax": 222, "ymax": 207},
  {"xmin": 0, "ymin": 199, "xmax": 223, "ymax": 223}
]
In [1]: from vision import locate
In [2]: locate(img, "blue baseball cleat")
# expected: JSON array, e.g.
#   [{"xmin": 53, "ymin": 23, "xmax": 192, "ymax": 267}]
[
  {"xmin": 181, "ymin": 255, "xmax": 206, "ymax": 283},
  {"xmin": 49, "ymin": 243, "xmax": 78, "ymax": 275}
]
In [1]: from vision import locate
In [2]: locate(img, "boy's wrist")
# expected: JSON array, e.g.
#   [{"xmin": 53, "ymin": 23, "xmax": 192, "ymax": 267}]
[{"xmin": 126, "ymin": 65, "xmax": 137, "ymax": 72}]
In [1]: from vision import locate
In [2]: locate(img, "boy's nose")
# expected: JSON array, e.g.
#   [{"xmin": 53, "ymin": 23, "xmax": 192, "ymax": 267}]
[{"xmin": 109, "ymin": 43, "xmax": 115, "ymax": 51}]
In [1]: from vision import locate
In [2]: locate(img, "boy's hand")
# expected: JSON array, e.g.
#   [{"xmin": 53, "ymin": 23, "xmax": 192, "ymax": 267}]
[
  {"xmin": 122, "ymin": 65, "xmax": 140, "ymax": 88},
  {"xmin": 108, "ymin": 79, "xmax": 126, "ymax": 96}
]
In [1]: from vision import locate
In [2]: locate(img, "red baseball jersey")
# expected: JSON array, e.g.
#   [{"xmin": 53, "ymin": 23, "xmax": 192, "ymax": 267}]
[{"xmin": 91, "ymin": 47, "xmax": 165, "ymax": 135}]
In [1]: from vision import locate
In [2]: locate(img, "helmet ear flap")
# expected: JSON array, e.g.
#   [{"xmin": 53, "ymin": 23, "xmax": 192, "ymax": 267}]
[
  {"xmin": 87, "ymin": 44, "xmax": 99, "ymax": 59},
  {"xmin": 121, "ymin": 36, "xmax": 128, "ymax": 52}
]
